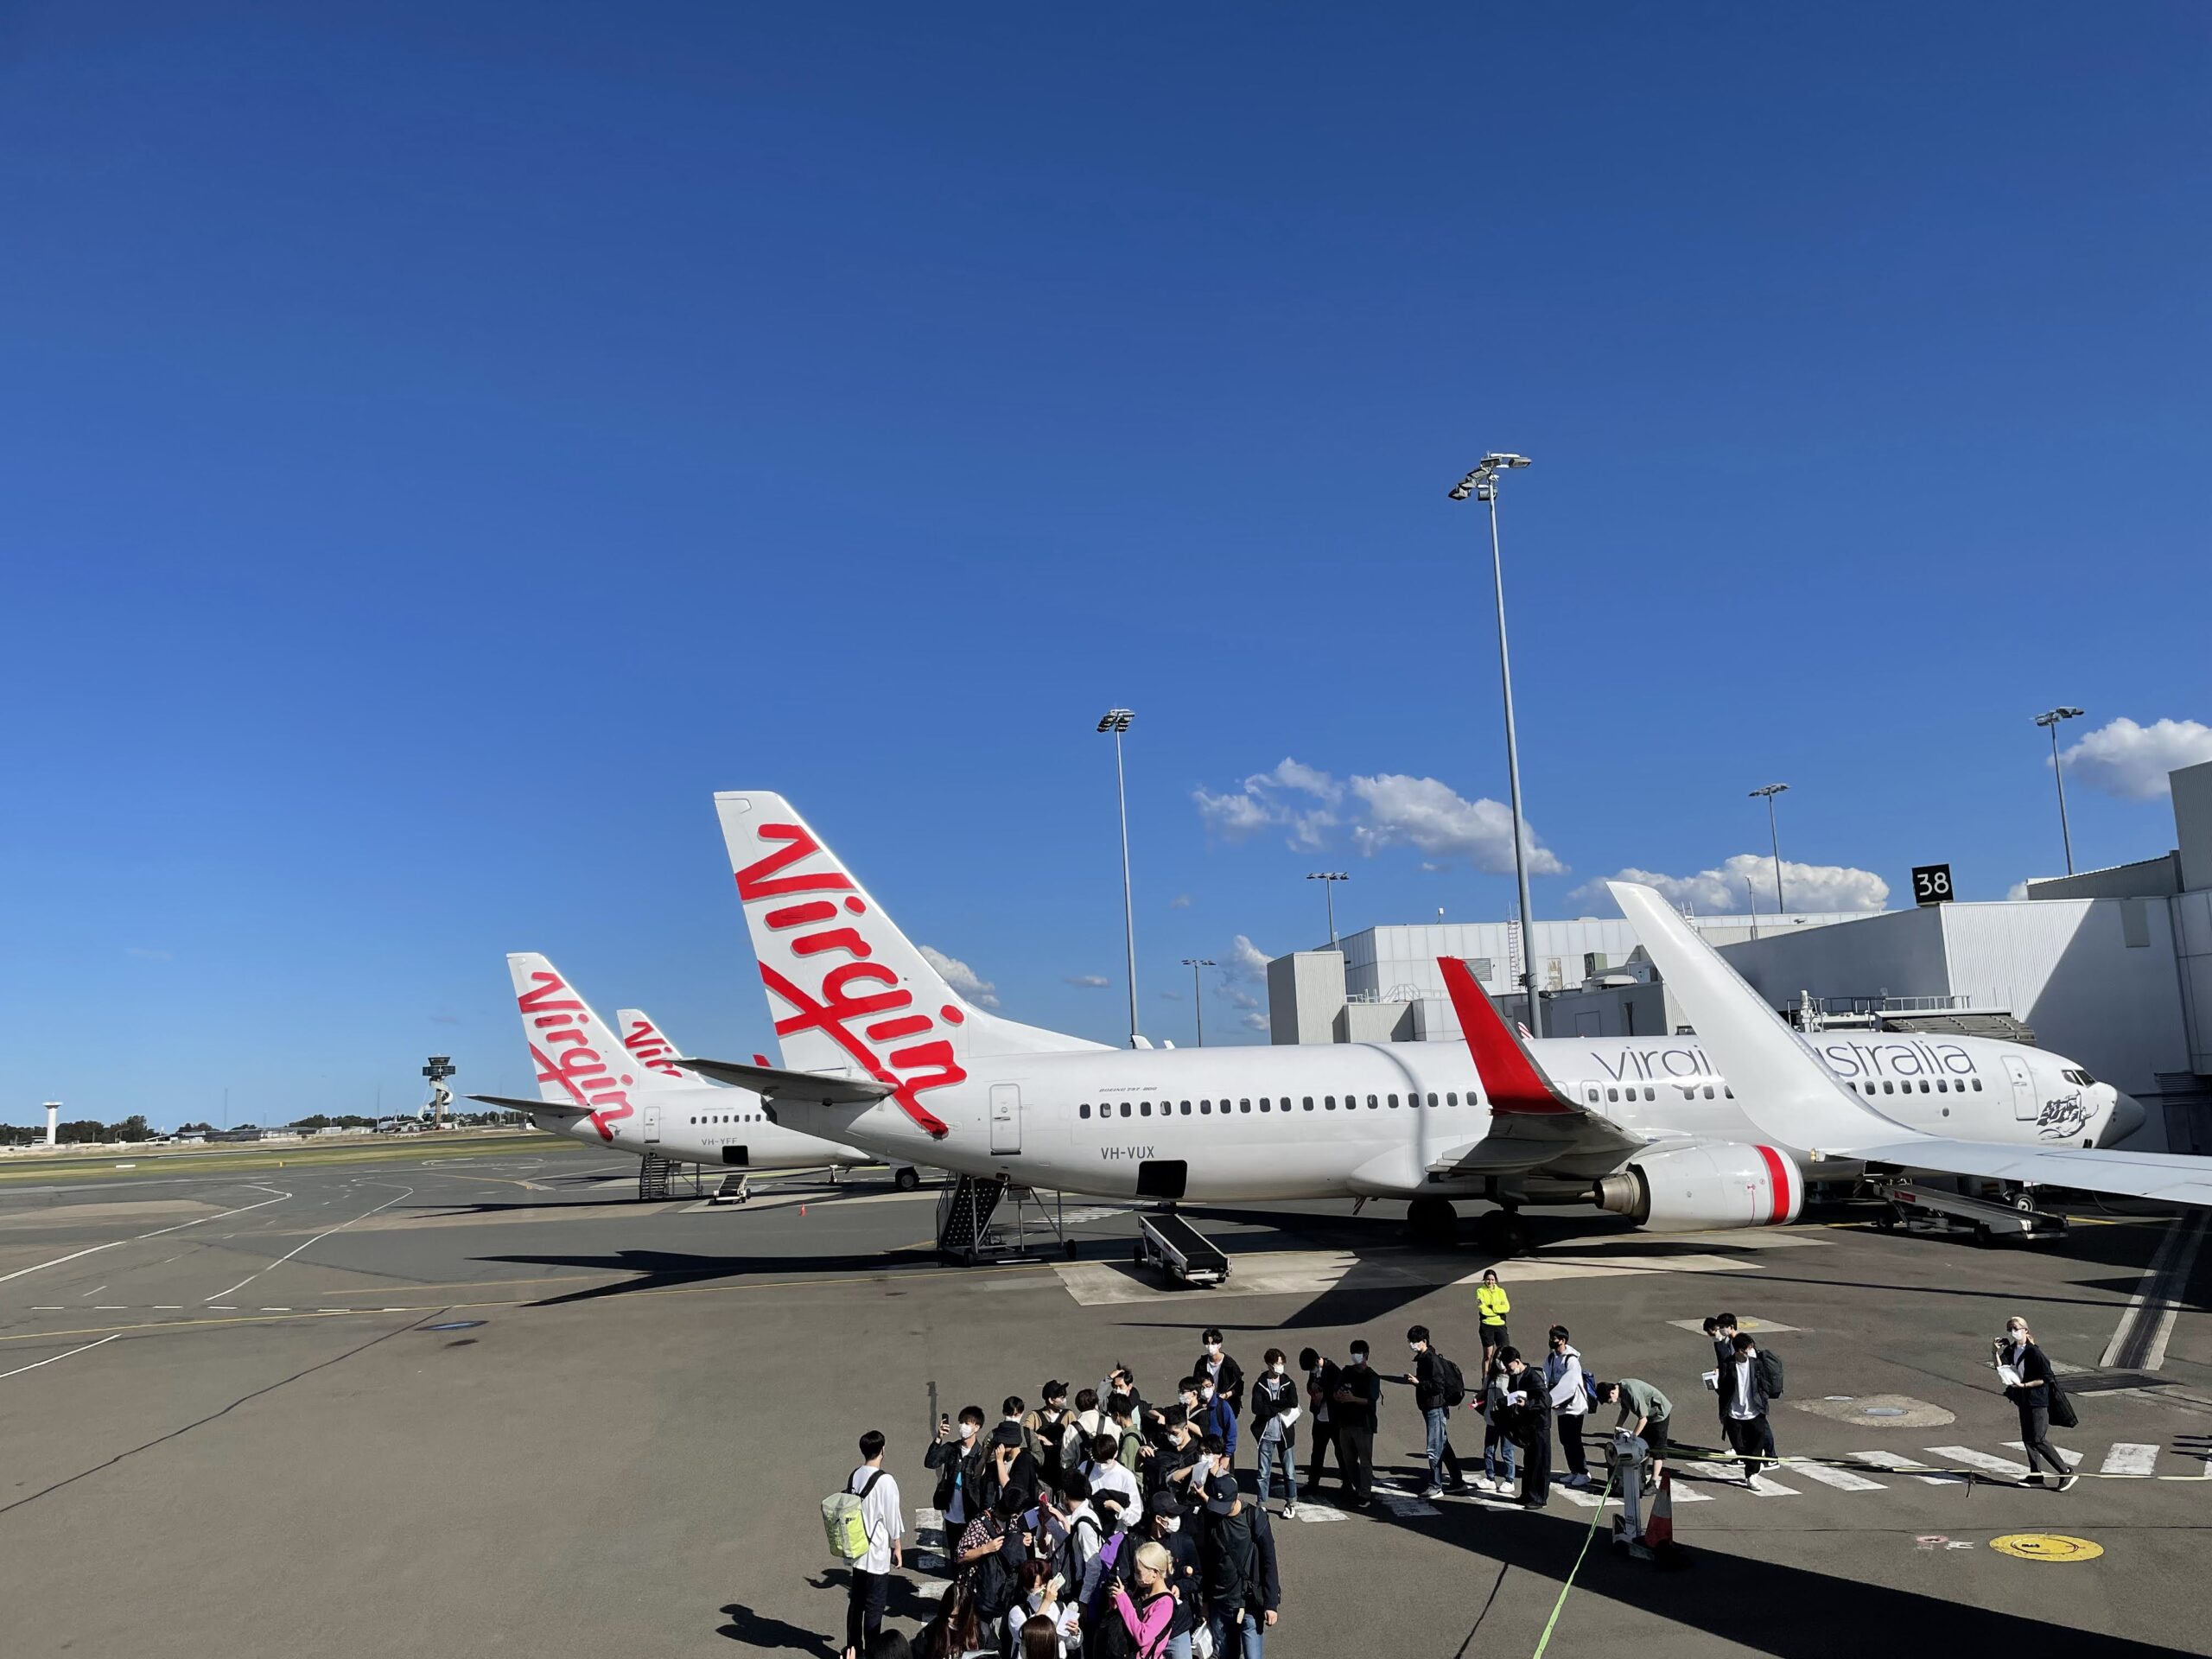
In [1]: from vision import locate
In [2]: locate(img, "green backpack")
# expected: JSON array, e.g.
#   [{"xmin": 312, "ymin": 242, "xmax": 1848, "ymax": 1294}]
[{"xmin": 822, "ymin": 1469, "xmax": 887, "ymax": 1562}]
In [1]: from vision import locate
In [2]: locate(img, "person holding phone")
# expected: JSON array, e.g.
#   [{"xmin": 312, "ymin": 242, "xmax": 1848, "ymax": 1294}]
[
  {"xmin": 1006, "ymin": 1560, "xmax": 1080, "ymax": 1656},
  {"xmin": 1998, "ymin": 1315, "xmax": 2076, "ymax": 1490}
]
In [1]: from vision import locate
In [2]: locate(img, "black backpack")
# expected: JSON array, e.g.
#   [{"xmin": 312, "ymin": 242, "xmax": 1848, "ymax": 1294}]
[
  {"xmin": 966, "ymin": 1525, "xmax": 1020, "ymax": 1625},
  {"xmin": 1431, "ymin": 1353, "xmax": 1467, "ymax": 1408},
  {"xmin": 1758, "ymin": 1349, "xmax": 1785, "ymax": 1400}
]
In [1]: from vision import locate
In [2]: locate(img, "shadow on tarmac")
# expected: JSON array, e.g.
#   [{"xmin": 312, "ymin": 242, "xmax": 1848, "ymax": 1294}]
[
  {"xmin": 715, "ymin": 1601, "xmax": 838, "ymax": 1655},
  {"xmin": 479, "ymin": 1247, "xmax": 944, "ymax": 1305}
]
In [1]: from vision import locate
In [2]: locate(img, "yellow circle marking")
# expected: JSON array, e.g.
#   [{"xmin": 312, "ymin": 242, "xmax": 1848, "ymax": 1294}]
[{"xmin": 1990, "ymin": 1533, "xmax": 2103, "ymax": 1563}]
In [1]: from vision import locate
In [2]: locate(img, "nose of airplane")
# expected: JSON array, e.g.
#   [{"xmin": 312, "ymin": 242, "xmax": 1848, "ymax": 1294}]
[{"xmin": 2101, "ymin": 1090, "xmax": 2147, "ymax": 1146}]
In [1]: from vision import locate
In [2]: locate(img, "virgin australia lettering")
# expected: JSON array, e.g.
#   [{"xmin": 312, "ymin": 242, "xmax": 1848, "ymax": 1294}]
[{"xmin": 685, "ymin": 793, "xmax": 2141, "ymax": 1244}]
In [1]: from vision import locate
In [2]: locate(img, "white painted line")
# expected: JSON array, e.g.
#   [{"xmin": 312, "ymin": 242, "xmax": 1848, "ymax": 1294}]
[
  {"xmin": 2098, "ymin": 1443, "xmax": 2159, "ymax": 1477},
  {"xmin": 2100, "ymin": 1212, "xmax": 2209, "ymax": 1372},
  {"xmin": 0, "ymin": 1332, "xmax": 121, "ymax": 1381},
  {"xmin": 30, "ymin": 1306, "xmax": 62, "ymax": 1312},
  {"xmin": 1555, "ymin": 1485, "xmax": 1611, "ymax": 1509},
  {"xmin": 92, "ymin": 1306, "xmax": 124, "ymax": 1311},
  {"xmin": 153, "ymin": 1305, "xmax": 181, "ymax": 1310},
  {"xmin": 79, "ymin": 1285, "xmax": 107, "ymax": 1299},
  {"xmin": 1745, "ymin": 1474, "xmax": 1801, "ymax": 1496},
  {"xmin": 2004, "ymin": 1440, "xmax": 2083, "ymax": 1467},
  {"xmin": 0, "ymin": 1187, "xmax": 290, "ymax": 1285},
  {"xmin": 207, "ymin": 1305, "xmax": 236, "ymax": 1310},
  {"xmin": 1788, "ymin": 1461, "xmax": 1885, "ymax": 1492},
  {"xmin": 260, "ymin": 1306, "xmax": 290, "ymax": 1313},
  {"xmin": 1290, "ymin": 1505, "xmax": 1348, "ymax": 1523},
  {"xmin": 1929, "ymin": 1446, "xmax": 2030, "ymax": 1479},
  {"xmin": 202, "ymin": 1185, "xmax": 413, "ymax": 1304},
  {"xmin": 1662, "ymin": 1482, "xmax": 1712, "ymax": 1503},
  {"xmin": 1853, "ymin": 1451, "xmax": 1959, "ymax": 1485}
]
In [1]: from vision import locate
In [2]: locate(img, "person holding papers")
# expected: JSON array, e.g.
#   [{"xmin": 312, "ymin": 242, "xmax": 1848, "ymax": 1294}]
[{"xmin": 1996, "ymin": 1315, "xmax": 2076, "ymax": 1491}]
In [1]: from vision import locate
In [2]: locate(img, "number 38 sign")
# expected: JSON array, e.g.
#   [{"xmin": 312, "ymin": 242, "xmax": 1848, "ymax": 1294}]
[{"xmin": 1911, "ymin": 863, "xmax": 1953, "ymax": 906}]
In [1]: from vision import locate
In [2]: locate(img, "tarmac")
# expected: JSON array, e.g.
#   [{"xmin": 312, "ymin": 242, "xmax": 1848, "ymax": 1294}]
[{"xmin": 2, "ymin": 1137, "xmax": 2209, "ymax": 1657}]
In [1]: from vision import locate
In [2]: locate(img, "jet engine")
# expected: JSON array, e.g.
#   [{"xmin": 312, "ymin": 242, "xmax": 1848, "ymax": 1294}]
[{"xmin": 1595, "ymin": 1143, "xmax": 1802, "ymax": 1230}]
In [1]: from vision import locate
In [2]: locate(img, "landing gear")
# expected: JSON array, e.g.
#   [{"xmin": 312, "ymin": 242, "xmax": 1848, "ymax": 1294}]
[
  {"xmin": 1473, "ymin": 1207, "xmax": 1530, "ymax": 1256},
  {"xmin": 1407, "ymin": 1196, "xmax": 1459, "ymax": 1248},
  {"xmin": 893, "ymin": 1166, "xmax": 921, "ymax": 1192}
]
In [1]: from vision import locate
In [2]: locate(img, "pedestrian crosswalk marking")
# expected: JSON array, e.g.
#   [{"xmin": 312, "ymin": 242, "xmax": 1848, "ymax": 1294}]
[
  {"xmin": 1853, "ymin": 1450, "xmax": 1961, "ymax": 1484},
  {"xmin": 1745, "ymin": 1474, "xmax": 1801, "ymax": 1496},
  {"xmin": 1929, "ymin": 1446, "xmax": 2031, "ymax": 1479},
  {"xmin": 2096, "ymin": 1443, "xmax": 2158, "ymax": 1476},
  {"xmin": 1789, "ymin": 1461, "xmax": 1885, "ymax": 1492},
  {"xmin": 2002, "ymin": 1440, "xmax": 2085, "ymax": 1468}
]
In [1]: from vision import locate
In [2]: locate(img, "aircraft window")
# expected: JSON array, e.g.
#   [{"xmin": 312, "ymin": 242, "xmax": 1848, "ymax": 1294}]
[
  {"xmin": 1200, "ymin": 1099, "xmax": 1212, "ymax": 1115},
  {"xmin": 1387, "ymin": 1094, "xmax": 1399, "ymax": 1109},
  {"xmin": 1304, "ymin": 1096, "xmax": 1315, "ymax": 1111},
  {"xmin": 1973, "ymin": 1078, "xmax": 1983, "ymax": 1090},
  {"xmin": 1120, "ymin": 1102, "xmax": 1132, "ymax": 1117},
  {"xmin": 1606, "ymin": 1087, "xmax": 1618, "ymax": 1103},
  {"xmin": 1702, "ymin": 1085, "xmax": 1715, "ymax": 1100},
  {"xmin": 1427, "ymin": 1092, "xmax": 1438, "ymax": 1107},
  {"xmin": 1725, "ymin": 1087, "xmax": 1735, "ymax": 1099},
  {"xmin": 1259, "ymin": 1097, "xmax": 1271, "ymax": 1113},
  {"xmin": 1078, "ymin": 1104, "xmax": 1090, "ymax": 1119},
  {"xmin": 1367, "ymin": 1094, "xmax": 1379, "ymax": 1109},
  {"xmin": 1180, "ymin": 1101, "xmax": 1192, "ymax": 1116},
  {"xmin": 1919, "ymin": 1080, "xmax": 1931, "ymax": 1093},
  {"xmin": 1882, "ymin": 1081, "xmax": 1895, "ymax": 1095},
  {"xmin": 1240, "ymin": 1098, "xmax": 1251, "ymax": 1113},
  {"xmin": 1644, "ymin": 1087, "xmax": 1656, "ymax": 1102},
  {"xmin": 2079, "ymin": 1070, "xmax": 2096, "ymax": 1085},
  {"xmin": 1141, "ymin": 1101, "xmax": 1154, "ymax": 1116},
  {"xmin": 1325, "ymin": 1096, "xmax": 1336, "ymax": 1110}
]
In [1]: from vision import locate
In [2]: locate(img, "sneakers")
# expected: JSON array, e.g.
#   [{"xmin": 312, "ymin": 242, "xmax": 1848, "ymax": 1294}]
[
  {"xmin": 2024, "ymin": 1474, "xmax": 2048, "ymax": 1488},
  {"xmin": 1420, "ymin": 1484, "xmax": 1445, "ymax": 1500},
  {"xmin": 1563, "ymin": 1474, "xmax": 1591, "ymax": 1491},
  {"xmin": 2057, "ymin": 1473, "xmax": 2079, "ymax": 1492},
  {"xmin": 1282, "ymin": 1502, "xmax": 1299, "ymax": 1519}
]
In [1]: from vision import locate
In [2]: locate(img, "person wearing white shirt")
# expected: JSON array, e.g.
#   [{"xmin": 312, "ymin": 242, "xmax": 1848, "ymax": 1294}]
[
  {"xmin": 1543, "ymin": 1325, "xmax": 1591, "ymax": 1491},
  {"xmin": 1084, "ymin": 1434, "xmax": 1141, "ymax": 1518},
  {"xmin": 1006, "ymin": 1559, "xmax": 1084, "ymax": 1657},
  {"xmin": 842, "ymin": 1430, "xmax": 903, "ymax": 1659},
  {"xmin": 1715, "ymin": 1333, "xmax": 1778, "ymax": 1485}
]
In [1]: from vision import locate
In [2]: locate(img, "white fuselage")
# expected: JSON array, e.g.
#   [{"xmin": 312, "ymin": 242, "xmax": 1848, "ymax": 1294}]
[
  {"xmin": 766, "ymin": 1033, "xmax": 2122, "ymax": 1204},
  {"xmin": 533, "ymin": 1082, "xmax": 872, "ymax": 1172}
]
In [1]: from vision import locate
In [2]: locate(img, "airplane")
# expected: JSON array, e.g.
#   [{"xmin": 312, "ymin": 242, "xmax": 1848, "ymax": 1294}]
[
  {"xmin": 676, "ymin": 791, "xmax": 2153, "ymax": 1251},
  {"xmin": 471, "ymin": 951, "xmax": 924, "ymax": 1190}
]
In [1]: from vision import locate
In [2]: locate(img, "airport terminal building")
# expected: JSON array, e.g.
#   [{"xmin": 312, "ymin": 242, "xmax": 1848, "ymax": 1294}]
[{"xmin": 1268, "ymin": 759, "xmax": 2212, "ymax": 1154}]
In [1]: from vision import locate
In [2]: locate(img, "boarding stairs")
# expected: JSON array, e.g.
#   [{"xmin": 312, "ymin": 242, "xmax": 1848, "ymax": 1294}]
[
  {"xmin": 935, "ymin": 1175, "xmax": 1071, "ymax": 1266},
  {"xmin": 1135, "ymin": 1208, "xmax": 1230, "ymax": 1287},
  {"xmin": 637, "ymin": 1154, "xmax": 702, "ymax": 1202}
]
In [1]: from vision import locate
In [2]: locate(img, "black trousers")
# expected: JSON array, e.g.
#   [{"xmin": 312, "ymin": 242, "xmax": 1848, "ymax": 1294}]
[
  {"xmin": 1557, "ymin": 1412, "xmax": 1587, "ymax": 1478},
  {"xmin": 1308, "ymin": 1419, "xmax": 1343, "ymax": 1488},
  {"xmin": 1725, "ymin": 1414, "xmax": 1777, "ymax": 1480},
  {"xmin": 2016, "ymin": 1401, "xmax": 2068, "ymax": 1477},
  {"xmin": 846, "ymin": 1567, "xmax": 887, "ymax": 1656},
  {"xmin": 1338, "ymin": 1424, "xmax": 1375, "ymax": 1503},
  {"xmin": 1517, "ymin": 1431, "xmax": 1551, "ymax": 1506}
]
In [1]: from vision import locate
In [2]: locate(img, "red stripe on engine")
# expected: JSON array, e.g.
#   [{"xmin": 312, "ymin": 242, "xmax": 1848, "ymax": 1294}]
[{"xmin": 1754, "ymin": 1145, "xmax": 1791, "ymax": 1224}]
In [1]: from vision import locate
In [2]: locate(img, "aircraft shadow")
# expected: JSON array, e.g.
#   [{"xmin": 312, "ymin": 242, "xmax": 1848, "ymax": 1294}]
[{"xmin": 479, "ymin": 1247, "xmax": 944, "ymax": 1305}]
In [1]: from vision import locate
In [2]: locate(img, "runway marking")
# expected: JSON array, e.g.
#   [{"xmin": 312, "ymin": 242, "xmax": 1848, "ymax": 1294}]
[
  {"xmin": 0, "ymin": 1332, "xmax": 120, "ymax": 1380},
  {"xmin": 2098, "ymin": 1443, "xmax": 2159, "ymax": 1477},
  {"xmin": 79, "ymin": 1285, "xmax": 107, "ymax": 1299},
  {"xmin": 201, "ymin": 1185, "xmax": 414, "ymax": 1304},
  {"xmin": 0, "ymin": 1188, "xmax": 289, "ymax": 1285},
  {"xmin": 2099, "ymin": 1212, "xmax": 2209, "ymax": 1373},
  {"xmin": 1789, "ymin": 1461, "xmax": 1885, "ymax": 1492},
  {"xmin": 1929, "ymin": 1446, "xmax": 2030, "ymax": 1479},
  {"xmin": 1853, "ymin": 1451, "xmax": 1959, "ymax": 1485}
]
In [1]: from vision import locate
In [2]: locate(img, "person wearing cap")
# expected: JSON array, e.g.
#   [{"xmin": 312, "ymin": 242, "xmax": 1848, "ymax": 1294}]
[
  {"xmin": 1116, "ymin": 1490, "xmax": 1202, "ymax": 1659},
  {"xmin": 1194, "ymin": 1326, "xmax": 1246, "ymax": 1419},
  {"xmin": 1197, "ymin": 1453, "xmax": 1256, "ymax": 1659},
  {"xmin": 979, "ymin": 1419, "xmax": 1039, "ymax": 1519}
]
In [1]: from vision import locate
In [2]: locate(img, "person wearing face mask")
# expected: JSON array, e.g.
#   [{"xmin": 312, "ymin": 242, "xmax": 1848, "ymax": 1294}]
[
  {"xmin": 927, "ymin": 1405, "xmax": 988, "ymax": 1529},
  {"xmin": 1299, "ymin": 1347, "xmax": 1344, "ymax": 1502},
  {"xmin": 1249, "ymin": 1348, "xmax": 1300, "ymax": 1517},
  {"xmin": 1997, "ymin": 1315, "xmax": 2076, "ymax": 1490},
  {"xmin": 1115, "ymin": 1491, "xmax": 1202, "ymax": 1659},
  {"xmin": 1196, "ymin": 1371, "xmax": 1239, "ymax": 1462},
  {"xmin": 1086, "ymin": 1429, "xmax": 1143, "ymax": 1518},
  {"xmin": 1543, "ymin": 1326, "xmax": 1592, "ymax": 1491},
  {"xmin": 1394, "ymin": 1323, "xmax": 1467, "ymax": 1500},
  {"xmin": 1193, "ymin": 1326, "xmax": 1245, "ymax": 1423},
  {"xmin": 1027, "ymin": 1382, "xmax": 1083, "ymax": 1495},
  {"xmin": 1497, "ymin": 1347, "xmax": 1552, "ymax": 1510},
  {"xmin": 1007, "ymin": 1560, "xmax": 1082, "ymax": 1657},
  {"xmin": 1330, "ymin": 1338, "xmax": 1381, "ymax": 1509}
]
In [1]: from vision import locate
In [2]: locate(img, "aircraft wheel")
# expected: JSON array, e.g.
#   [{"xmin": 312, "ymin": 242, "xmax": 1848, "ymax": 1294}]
[
  {"xmin": 1474, "ymin": 1208, "xmax": 1529, "ymax": 1255},
  {"xmin": 1407, "ymin": 1196, "xmax": 1459, "ymax": 1248},
  {"xmin": 894, "ymin": 1166, "xmax": 921, "ymax": 1192}
]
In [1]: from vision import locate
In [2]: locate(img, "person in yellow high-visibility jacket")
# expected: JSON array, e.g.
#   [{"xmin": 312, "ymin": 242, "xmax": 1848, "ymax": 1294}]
[{"xmin": 1476, "ymin": 1269, "xmax": 1510, "ymax": 1372}]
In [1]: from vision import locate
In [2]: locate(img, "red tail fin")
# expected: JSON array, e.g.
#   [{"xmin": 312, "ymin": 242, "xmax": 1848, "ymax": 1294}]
[{"xmin": 1439, "ymin": 957, "xmax": 1573, "ymax": 1116}]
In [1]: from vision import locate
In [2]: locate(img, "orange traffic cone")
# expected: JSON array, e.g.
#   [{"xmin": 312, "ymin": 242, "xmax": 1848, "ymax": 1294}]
[{"xmin": 1641, "ymin": 1471, "xmax": 1675, "ymax": 1549}]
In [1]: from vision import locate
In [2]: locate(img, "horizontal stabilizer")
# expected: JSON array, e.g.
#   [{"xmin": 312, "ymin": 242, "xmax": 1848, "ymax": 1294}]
[
  {"xmin": 1848, "ymin": 1138, "xmax": 2212, "ymax": 1208},
  {"xmin": 469, "ymin": 1093, "xmax": 589, "ymax": 1118},
  {"xmin": 675, "ymin": 1057, "xmax": 896, "ymax": 1105}
]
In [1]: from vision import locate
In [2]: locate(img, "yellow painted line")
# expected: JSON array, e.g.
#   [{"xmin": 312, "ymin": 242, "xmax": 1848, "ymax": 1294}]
[{"xmin": 0, "ymin": 1261, "xmax": 1054, "ymax": 1345}]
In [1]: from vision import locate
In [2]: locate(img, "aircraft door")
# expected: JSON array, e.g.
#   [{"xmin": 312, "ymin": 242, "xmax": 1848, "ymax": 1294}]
[
  {"xmin": 2001, "ymin": 1054, "xmax": 2036, "ymax": 1121},
  {"xmin": 989, "ymin": 1084, "xmax": 1022, "ymax": 1155},
  {"xmin": 643, "ymin": 1103, "xmax": 661, "ymax": 1143}
]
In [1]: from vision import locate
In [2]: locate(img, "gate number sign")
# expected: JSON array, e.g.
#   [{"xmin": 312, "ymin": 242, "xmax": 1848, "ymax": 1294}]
[{"xmin": 1911, "ymin": 863, "xmax": 1953, "ymax": 906}]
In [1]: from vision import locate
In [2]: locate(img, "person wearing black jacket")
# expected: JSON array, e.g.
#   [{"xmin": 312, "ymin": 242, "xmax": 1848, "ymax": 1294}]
[
  {"xmin": 1244, "ymin": 1498, "xmax": 1282, "ymax": 1652},
  {"xmin": 1716, "ymin": 1332, "xmax": 1781, "ymax": 1485},
  {"xmin": 1300, "ymin": 1347, "xmax": 1344, "ymax": 1500},
  {"xmin": 1394, "ymin": 1324, "xmax": 1465, "ymax": 1499},
  {"xmin": 1196, "ymin": 1327, "xmax": 1246, "ymax": 1419},
  {"xmin": 925, "ymin": 1406, "xmax": 988, "ymax": 1523},
  {"xmin": 1331, "ymin": 1338, "xmax": 1382, "ymax": 1509},
  {"xmin": 1999, "ymin": 1315, "xmax": 2076, "ymax": 1490},
  {"xmin": 1497, "ymin": 1348, "xmax": 1552, "ymax": 1510},
  {"xmin": 1198, "ymin": 1469, "xmax": 1255, "ymax": 1659}
]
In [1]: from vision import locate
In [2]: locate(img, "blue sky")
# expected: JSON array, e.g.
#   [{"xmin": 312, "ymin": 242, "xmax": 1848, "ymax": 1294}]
[{"xmin": 3, "ymin": 5, "xmax": 2207, "ymax": 1124}]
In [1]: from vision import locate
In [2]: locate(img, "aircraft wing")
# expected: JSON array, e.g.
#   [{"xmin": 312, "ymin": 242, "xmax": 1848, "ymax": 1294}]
[
  {"xmin": 470, "ymin": 1093, "xmax": 589, "ymax": 1117},
  {"xmin": 1609, "ymin": 880, "xmax": 2212, "ymax": 1210},
  {"xmin": 1428, "ymin": 957, "xmax": 1647, "ymax": 1175},
  {"xmin": 673, "ymin": 1057, "xmax": 895, "ymax": 1106}
]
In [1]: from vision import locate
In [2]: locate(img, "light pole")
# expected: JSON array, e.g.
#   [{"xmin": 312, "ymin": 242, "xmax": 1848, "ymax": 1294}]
[
  {"xmin": 1749, "ymin": 784, "xmax": 1789, "ymax": 914},
  {"xmin": 1449, "ymin": 452, "xmax": 1543, "ymax": 1036},
  {"xmin": 1182, "ymin": 958, "xmax": 1215, "ymax": 1046},
  {"xmin": 1306, "ymin": 871, "xmax": 1348, "ymax": 947},
  {"xmin": 2034, "ymin": 707, "xmax": 2087, "ymax": 874},
  {"xmin": 1096, "ymin": 709, "xmax": 1141, "ymax": 1046}
]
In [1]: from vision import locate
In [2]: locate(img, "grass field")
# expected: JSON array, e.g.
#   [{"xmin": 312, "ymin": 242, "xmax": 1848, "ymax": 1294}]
[{"xmin": 0, "ymin": 1130, "xmax": 584, "ymax": 1184}]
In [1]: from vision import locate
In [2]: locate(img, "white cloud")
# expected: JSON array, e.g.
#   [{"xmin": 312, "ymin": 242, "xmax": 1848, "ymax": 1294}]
[
  {"xmin": 1348, "ymin": 773, "xmax": 1566, "ymax": 876},
  {"xmin": 1193, "ymin": 758, "xmax": 1561, "ymax": 874},
  {"xmin": 1167, "ymin": 893, "xmax": 1192, "ymax": 909},
  {"xmin": 1569, "ymin": 855, "xmax": 1890, "ymax": 916},
  {"xmin": 2059, "ymin": 716, "xmax": 2212, "ymax": 801},
  {"xmin": 2005, "ymin": 881, "xmax": 2031, "ymax": 902},
  {"xmin": 1192, "ymin": 759, "xmax": 1342, "ymax": 849},
  {"xmin": 1224, "ymin": 934, "xmax": 1271, "ymax": 983},
  {"xmin": 1065, "ymin": 974, "xmax": 1111, "ymax": 988},
  {"xmin": 1240, "ymin": 1010, "xmax": 1270, "ymax": 1033},
  {"xmin": 919, "ymin": 944, "xmax": 1001, "ymax": 1008}
]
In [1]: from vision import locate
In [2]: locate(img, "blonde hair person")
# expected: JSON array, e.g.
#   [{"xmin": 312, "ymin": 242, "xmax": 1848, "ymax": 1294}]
[
  {"xmin": 1107, "ymin": 1541, "xmax": 1177, "ymax": 1659},
  {"xmin": 1996, "ymin": 1314, "xmax": 2075, "ymax": 1489}
]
